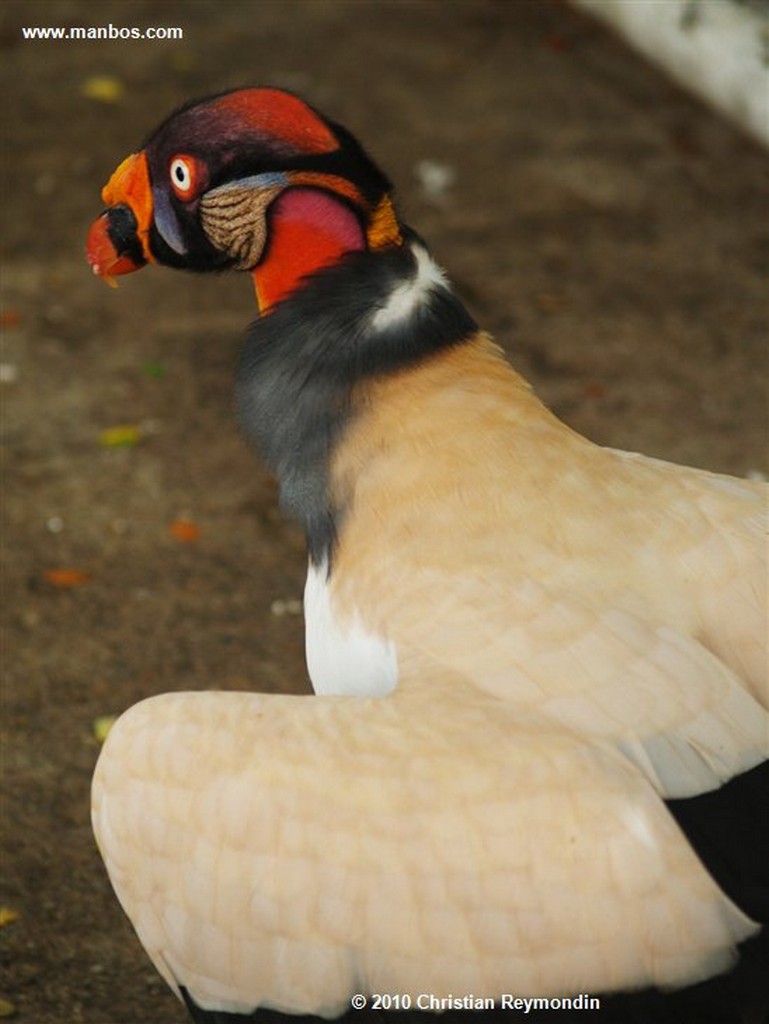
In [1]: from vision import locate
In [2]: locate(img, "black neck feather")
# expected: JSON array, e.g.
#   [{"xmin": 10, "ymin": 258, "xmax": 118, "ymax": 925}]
[{"xmin": 235, "ymin": 233, "xmax": 477, "ymax": 565}]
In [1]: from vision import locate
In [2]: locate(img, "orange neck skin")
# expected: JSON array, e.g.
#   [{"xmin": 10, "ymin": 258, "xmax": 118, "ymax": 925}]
[{"xmin": 251, "ymin": 191, "xmax": 403, "ymax": 313}]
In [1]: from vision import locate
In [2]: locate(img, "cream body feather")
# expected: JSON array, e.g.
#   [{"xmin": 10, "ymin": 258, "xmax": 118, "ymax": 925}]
[{"xmin": 325, "ymin": 335, "xmax": 768, "ymax": 798}]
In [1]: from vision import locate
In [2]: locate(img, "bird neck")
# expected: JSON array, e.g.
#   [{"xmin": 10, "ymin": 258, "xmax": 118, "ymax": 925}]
[
  {"xmin": 250, "ymin": 189, "xmax": 402, "ymax": 313},
  {"xmin": 237, "ymin": 233, "xmax": 478, "ymax": 566}
]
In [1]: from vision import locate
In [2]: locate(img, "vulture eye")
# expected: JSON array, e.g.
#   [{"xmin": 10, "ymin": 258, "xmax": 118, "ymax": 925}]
[{"xmin": 169, "ymin": 155, "xmax": 204, "ymax": 199}]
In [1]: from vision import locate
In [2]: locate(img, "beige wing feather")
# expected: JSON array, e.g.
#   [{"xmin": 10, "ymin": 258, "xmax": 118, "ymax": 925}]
[{"xmin": 92, "ymin": 685, "xmax": 756, "ymax": 1018}]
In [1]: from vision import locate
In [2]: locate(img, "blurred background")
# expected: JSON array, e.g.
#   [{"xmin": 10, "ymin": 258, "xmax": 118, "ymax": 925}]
[{"xmin": 1, "ymin": 2, "xmax": 767, "ymax": 1021}]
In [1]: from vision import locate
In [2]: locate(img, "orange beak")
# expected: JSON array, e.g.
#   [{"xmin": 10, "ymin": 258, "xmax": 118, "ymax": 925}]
[{"xmin": 86, "ymin": 151, "xmax": 154, "ymax": 286}]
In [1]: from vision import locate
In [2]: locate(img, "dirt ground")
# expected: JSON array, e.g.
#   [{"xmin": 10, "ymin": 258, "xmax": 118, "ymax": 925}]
[{"xmin": 1, "ymin": 1, "xmax": 767, "ymax": 1022}]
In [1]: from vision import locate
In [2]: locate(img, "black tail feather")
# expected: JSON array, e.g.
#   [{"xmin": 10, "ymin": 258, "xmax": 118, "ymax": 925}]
[{"xmin": 666, "ymin": 759, "xmax": 769, "ymax": 925}]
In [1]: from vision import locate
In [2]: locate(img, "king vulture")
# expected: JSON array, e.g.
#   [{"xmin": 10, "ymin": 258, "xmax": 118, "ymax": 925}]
[{"xmin": 86, "ymin": 88, "xmax": 768, "ymax": 1024}]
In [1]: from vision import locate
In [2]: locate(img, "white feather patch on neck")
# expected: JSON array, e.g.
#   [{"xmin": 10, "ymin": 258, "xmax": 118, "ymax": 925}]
[
  {"xmin": 304, "ymin": 560, "xmax": 398, "ymax": 696},
  {"xmin": 369, "ymin": 242, "xmax": 448, "ymax": 330}
]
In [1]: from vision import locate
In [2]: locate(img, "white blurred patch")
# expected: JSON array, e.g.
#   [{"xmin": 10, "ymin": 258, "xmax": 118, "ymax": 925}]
[
  {"xmin": 571, "ymin": 0, "xmax": 769, "ymax": 148},
  {"xmin": 414, "ymin": 159, "xmax": 456, "ymax": 204}
]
